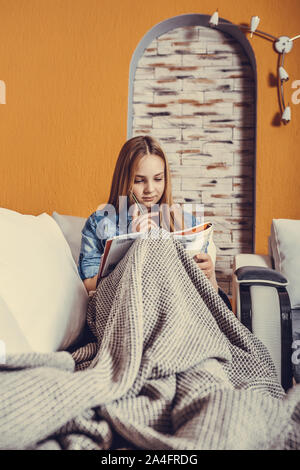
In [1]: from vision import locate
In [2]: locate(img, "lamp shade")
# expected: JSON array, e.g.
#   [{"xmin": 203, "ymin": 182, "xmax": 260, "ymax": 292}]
[
  {"xmin": 279, "ymin": 66, "xmax": 289, "ymax": 82},
  {"xmin": 250, "ymin": 16, "xmax": 260, "ymax": 37},
  {"xmin": 209, "ymin": 11, "xmax": 219, "ymax": 27},
  {"xmin": 282, "ymin": 106, "xmax": 291, "ymax": 123}
]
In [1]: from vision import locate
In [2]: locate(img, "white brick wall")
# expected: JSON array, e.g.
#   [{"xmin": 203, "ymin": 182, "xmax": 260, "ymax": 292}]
[{"xmin": 131, "ymin": 25, "xmax": 256, "ymax": 296}]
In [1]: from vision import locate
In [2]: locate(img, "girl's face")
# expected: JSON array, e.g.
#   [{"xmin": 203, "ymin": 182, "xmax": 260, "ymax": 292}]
[{"xmin": 132, "ymin": 154, "xmax": 165, "ymax": 210}]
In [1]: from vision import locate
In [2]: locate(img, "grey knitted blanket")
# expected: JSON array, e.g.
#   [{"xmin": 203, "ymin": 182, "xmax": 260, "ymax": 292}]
[{"xmin": 1, "ymin": 229, "xmax": 299, "ymax": 450}]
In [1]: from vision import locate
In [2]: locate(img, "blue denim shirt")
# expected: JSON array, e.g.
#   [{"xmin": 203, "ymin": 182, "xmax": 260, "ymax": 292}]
[{"xmin": 78, "ymin": 209, "xmax": 198, "ymax": 281}]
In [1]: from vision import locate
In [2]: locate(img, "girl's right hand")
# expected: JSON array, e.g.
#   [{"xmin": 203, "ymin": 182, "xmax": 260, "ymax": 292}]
[{"xmin": 130, "ymin": 205, "xmax": 159, "ymax": 233}]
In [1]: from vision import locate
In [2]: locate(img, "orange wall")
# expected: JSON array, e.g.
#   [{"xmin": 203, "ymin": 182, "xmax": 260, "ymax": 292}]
[{"xmin": 0, "ymin": 0, "xmax": 300, "ymax": 253}]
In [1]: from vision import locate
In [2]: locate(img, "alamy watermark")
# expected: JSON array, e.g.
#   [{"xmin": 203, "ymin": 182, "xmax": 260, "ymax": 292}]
[
  {"xmin": 0, "ymin": 80, "xmax": 299, "ymax": 106},
  {"xmin": 0, "ymin": 340, "xmax": 6, "ymax": 364},
  {"xmin": 95, "ymin": 198, "xmax": 205, "ymax": 240},
  {"xmin": 291, "ymin": 80, "xmax": 300, "ymax": 105},
  {"xmin": 0, "ymin": 80, "xmax": 6, "ymax": 104},
  {"xmin": 292, "ymin": 340, "xmax": 300, "ymax": 366}
]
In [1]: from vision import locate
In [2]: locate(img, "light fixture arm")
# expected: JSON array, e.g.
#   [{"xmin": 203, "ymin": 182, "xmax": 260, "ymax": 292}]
[
  {"xmin": 290, "ymin": 34, "xmax": 300, "ymax": 41},
  {"xmin": 252, "ymin": 29, "xmax": 278, "ymax": 41},
  {"xmin": 208, "ymin": 11, "xmax": 298, "ymax": 124},
  {"xmin": 217, "ymin": 22, "xmax": 278, "ymax": 41},
  {"xmin": 280, "ymin": 52, "xmax": 286, "ymax": 111}
]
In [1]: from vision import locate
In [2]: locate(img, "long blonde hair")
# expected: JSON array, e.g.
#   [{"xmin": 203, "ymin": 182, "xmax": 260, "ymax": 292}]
[{"xmin": 102, "ymin": 135, "xmax": 183, "ymax": 232}]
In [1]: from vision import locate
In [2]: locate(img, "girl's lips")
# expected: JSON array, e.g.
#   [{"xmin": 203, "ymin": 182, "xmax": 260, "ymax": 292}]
[{"xmin": 143, "ymin": 197, "xmax": 155, "ymax": 201}]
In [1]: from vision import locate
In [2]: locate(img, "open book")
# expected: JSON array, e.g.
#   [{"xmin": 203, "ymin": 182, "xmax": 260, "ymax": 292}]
[{"xmin": 97, "ymin": 221, "xmax": 213, "ymax": 284}]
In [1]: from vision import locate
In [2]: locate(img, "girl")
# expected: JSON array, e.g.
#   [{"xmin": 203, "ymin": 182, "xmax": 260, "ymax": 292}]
[{"xmin": 78, "ymin": 135, "xmax": 218, "ymax": 294}]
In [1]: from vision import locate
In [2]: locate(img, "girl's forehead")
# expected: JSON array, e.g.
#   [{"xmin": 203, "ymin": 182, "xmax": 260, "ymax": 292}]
[{"xmin": 135, "ymin": 154, "xmax": 165, "ymax": 174}]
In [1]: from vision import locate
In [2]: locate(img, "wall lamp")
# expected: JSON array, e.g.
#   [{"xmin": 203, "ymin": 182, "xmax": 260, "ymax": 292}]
[{"xmin": 209, "ymin": 11, "xmax": 300, "ymax": 124}]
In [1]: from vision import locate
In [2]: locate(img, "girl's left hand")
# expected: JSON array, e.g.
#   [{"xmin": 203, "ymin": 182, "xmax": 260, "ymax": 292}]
[
  {"xmin": 193, "ymin": 253, "xmax": 214, "ymax": 278},
  {"xmin": 193, "ymin": 253, "xmax": 218, "ymax": 291}
]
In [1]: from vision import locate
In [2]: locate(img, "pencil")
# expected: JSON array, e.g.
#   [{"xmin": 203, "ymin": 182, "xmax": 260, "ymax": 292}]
[
  {"xmin": 132, "ymin": 192, "xmax": 161, "ymax": 227},
  {"xmin": 132, "ymin": 193, "xmax": 146, "ymax": 214}
]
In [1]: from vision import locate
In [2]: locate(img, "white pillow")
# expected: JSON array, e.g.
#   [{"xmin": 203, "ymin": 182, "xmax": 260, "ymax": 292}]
[
  {"xmin": 271, "ymin": 218, "xmax": 300, "ymax": 309},
  {"xmin": 52, "ymin": 211, "xmax": 86, "ymax": 265},
  {"xmin": 0, "ymin": 208, "xmax": 88, "ymax": 353},
  {"xmin": 0, "ymin": 295, "xmax": 33, "ymax": 356}
]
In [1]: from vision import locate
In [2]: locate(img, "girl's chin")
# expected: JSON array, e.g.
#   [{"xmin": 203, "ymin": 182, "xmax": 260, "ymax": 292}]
[
  {"xmin": 139, "ymin": 197, "xmax": 162, "ymax": 209},
  {"xmin": 142, "ymin": 199, "xmax": 155, "ymax": 204},
  {"xmin": 143, "ymin": 201, "xmax": 159, "ymax": 208}
]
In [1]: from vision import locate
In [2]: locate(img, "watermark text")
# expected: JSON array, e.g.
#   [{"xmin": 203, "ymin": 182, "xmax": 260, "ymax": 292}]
[
  {"xmin": 292, "ymin": 80, "xmax": 300, "ymax": 105},
  {"xmin": 0, "ymin": 80, "xmax": 6, "ymax": 104},
  {"xmin": 292, "ymin": 339, "xmax": 300, "ymax": 366},
  {"xmin": 95, "ymin": 197, "xmax": 205, "ymax": 240},
  {"xmin": 0, "ymin": 340, "xmax": 6, "ymax": 364}
]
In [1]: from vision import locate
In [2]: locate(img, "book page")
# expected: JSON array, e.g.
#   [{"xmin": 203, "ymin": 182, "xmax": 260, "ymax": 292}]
[
  {"xmin": 173, "ymin": 223, "xmax": 213, "ymax": 255},
  {"xmin": 98, "ymin": 221, "xmax": 213, "ymax": 280},
  {"xmin": 99, "ymin": 232, "xmax": 143, "ymax": 278}
]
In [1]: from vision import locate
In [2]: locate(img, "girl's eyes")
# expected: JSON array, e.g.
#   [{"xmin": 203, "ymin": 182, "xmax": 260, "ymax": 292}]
[{"xmin": 134, "ymin": 178, "xmax": 164, "ymax": 183}]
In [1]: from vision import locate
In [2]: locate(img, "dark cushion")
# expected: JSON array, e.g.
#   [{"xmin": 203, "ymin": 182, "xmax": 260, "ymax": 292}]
[{"xmin": 235, "ymin": 266, "xmax": 288, "ymax": 286}]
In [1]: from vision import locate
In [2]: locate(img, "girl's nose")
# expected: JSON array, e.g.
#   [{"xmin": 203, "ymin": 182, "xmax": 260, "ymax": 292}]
[{"xmin": 145, "ymin": 180, "xmax": 154, "ymax": 193}]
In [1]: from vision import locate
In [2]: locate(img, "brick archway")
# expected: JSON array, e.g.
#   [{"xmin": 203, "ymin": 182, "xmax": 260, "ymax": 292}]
[{"xmin": 128, "ymin": 15, "xmax": 257, "ymax": 296}]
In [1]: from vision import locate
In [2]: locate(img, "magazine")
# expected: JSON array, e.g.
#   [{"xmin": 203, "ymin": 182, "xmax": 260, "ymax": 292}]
[{"xmin": 97, "ymin": 221, "xmax": 213, "ymax": 283}]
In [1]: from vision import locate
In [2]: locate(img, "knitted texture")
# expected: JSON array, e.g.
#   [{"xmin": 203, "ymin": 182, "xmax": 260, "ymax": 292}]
[{"xmin": 0, "ymin": 228, "xmax": 299, "ymax": 450}]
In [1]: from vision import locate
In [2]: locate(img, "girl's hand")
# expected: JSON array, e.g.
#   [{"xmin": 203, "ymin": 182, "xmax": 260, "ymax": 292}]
[
  {"xmin": 130, "ymin": 205, "xmax": 159, "ymax": 233},
  {"xmin": 193, "ymin": 253, "xmax": 213, "ymax": 278},
  {"xmin": 193, "ymin": 253, "xmax": 218, "ymax": 291}
]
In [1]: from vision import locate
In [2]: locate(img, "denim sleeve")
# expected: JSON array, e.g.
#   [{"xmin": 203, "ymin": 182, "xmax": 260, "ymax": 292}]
[
  {"xmin": 183, "ymin": 212, "xmax": 199, "ymax": 228},
  {"xmin": 78, "ymin": 213, "xmax": 105, "ymax": 281},
  {"xmin": 191, "ymin": 213, "xmax": 199, "ymax": 227}
]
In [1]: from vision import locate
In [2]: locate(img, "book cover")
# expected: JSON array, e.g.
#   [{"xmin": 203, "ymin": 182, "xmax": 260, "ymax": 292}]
[{"xmin": 97, "ymin": 221, "xmax": 213, "ymax": 283}]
